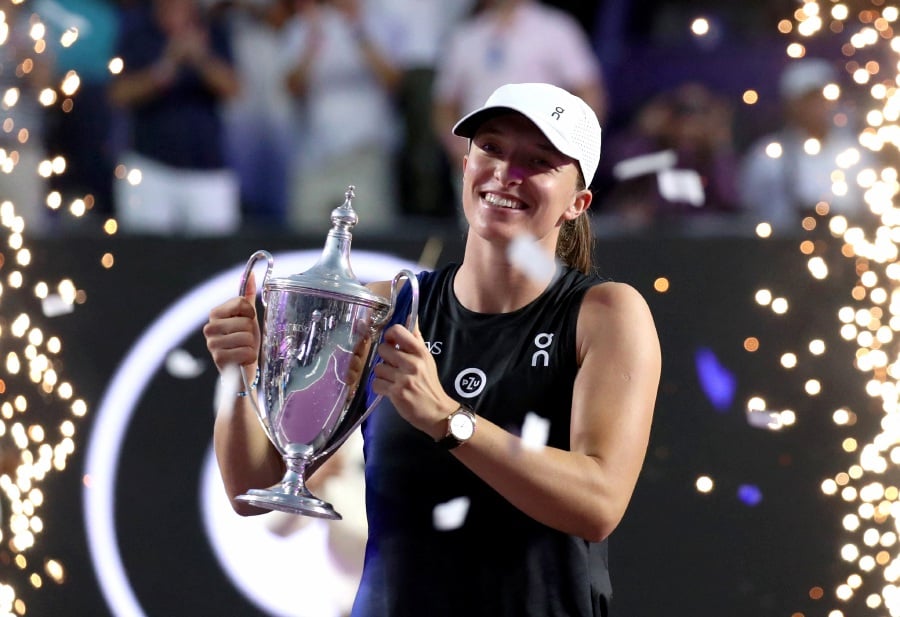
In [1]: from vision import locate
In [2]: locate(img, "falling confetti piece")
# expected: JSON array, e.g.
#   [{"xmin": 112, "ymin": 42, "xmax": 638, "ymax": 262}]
[
  {"xmin": 745, "ymin": 409, "xmax": 784, "ymax": 431},
  {"xmin": 521, "ymin": 412, "xmax": 550, "ymax": 450},
  {"xmin": 40, "ymin": 294, "xmax": 73, "ymax": 318},
  {"xmin": 165, "ymin": 348, "xmax": 206, "ymax": 379},
  {"xmin": 214, "ymin": 364, "xmax": 242, "ymax": 416},
  {"xmin": 507, "ymin": 233, "xmax": 557, "ymax": 283},
  {"xmin": 432, "ymin": 496, "xmax": 470, "ymax": 531}
]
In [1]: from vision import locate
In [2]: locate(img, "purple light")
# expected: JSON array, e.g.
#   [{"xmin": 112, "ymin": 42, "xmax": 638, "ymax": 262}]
[
  {"xmin": 694, "ymin": 347, "xmax": 737, "ymax": 412},
  {"xmin": 737, "ymin": 484, "xmax": 763, "ymax": 507}
]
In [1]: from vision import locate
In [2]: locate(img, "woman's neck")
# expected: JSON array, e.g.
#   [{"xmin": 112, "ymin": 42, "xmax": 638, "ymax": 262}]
[{"xmin": 454, "ymin": 239, "xmax": 556, "ymax": 314}]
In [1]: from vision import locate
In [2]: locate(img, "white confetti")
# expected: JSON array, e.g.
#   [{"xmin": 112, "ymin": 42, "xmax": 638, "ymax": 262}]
[
  {"xmin": 214, "ymin": 363, "xmax": 242, "ymax": 416},
  {"xmin": 432, "ymin": 496, "xmax": 470, "ymax": 531},
  {"xmin": 507, "ymin": 233, "xmax": 557, "ymax": 283},
  {"xmin": 612, "ymin": 149, "xmax": 677, "ymax": 180},
  {"xmin": 521, "ymin": 412, "xmax": 550, "ymax": 450},
  {"xmin": 165, "ymin": 348, "xmax": 206, "ymax": 379},
  {"xmin": 746, "ymin": 408, "xmax": 783, "ymax": 431},
  {"xmin": 41, "ymin": 294, "xmax": 74, "ymax": 318},
  {"xmin": 657, "ymin": 168, "xmax": 705, "ymax": 207}
]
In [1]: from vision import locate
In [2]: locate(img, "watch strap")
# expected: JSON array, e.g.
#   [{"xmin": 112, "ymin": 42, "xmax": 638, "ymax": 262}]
[{"xmin": 436, "ymin": 433, "xmax": 462, "ymax": 449}]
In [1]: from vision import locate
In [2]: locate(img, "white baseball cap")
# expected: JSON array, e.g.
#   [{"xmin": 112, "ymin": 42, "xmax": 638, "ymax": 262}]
[{"xmin": 452, "ymin": 82, "xmax": 602, "ymax": 186}]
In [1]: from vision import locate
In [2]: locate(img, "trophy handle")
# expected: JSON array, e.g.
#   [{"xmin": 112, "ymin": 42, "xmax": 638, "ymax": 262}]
[
  {"xmin": 379, "ymin": 268, "xmax": 420, "ymax": 333},
  {"xmin": 237, "ymin": 250, "xmax": 275, "ymax": 425},
  {"xmin": 239, "ymin": 250, "xmax": 274, "ymax": 306},
  {"xmin": 316, "ymin": 270, "xmax": 419, "ymax": 462}
]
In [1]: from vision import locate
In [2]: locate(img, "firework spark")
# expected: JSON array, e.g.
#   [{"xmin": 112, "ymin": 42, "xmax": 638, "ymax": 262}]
[
  {"xmin": 0, "ymin": 4, "xmax": 111, "ymax": 614},
  {"xmin": 750, "ymin": 2, "xmax": 900, "ymax": 615}
]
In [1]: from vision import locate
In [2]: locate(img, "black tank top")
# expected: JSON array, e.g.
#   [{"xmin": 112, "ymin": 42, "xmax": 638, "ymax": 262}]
[{"xmin": 354, "ymin": 263, "xmax": 612, "ymax": 617}]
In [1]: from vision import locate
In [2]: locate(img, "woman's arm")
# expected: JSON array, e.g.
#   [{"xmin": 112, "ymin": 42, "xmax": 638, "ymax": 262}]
[
  {"xmin": 204, "ymin": 274, "xmax": 284, "ymax": 516},
  {"xmin": 212, "ymin": 378, "xmax": 284, "ymax": 516},
  {"xmin": 353, "ymin": 27, "xmax": 401, "ymax": 92},
  {"xmin": 108, "ymin": 60, "xmax": 177, "ymax": 108},
  {"xmin": 284, "ymin": 8, "xmax": 320, "ymax": 98},
  {"xmin": 109, "ymin": 24, "xmax": 238, "ymax": 108},
  {"xmin": 189, "ymin": 46, "xmax": 241, "ymax": 99},
  {"xmin": 373, "ymin": 281, "xmax": 660, "ymax": 541}
]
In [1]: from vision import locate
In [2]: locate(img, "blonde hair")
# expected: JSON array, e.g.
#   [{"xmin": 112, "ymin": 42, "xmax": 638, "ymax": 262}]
[
  {"xmin": 557, "ymin": 173, "xmax": 595, "ymax": 274},
  {"xmin": 557, "ymin": 212, "xmax": 594, "ymax": 274}
]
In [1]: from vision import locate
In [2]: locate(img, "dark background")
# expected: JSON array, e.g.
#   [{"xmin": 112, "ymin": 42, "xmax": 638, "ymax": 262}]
[{"xmin": 3, "ymin": 226, "xmax": 875, "ymax": 616}]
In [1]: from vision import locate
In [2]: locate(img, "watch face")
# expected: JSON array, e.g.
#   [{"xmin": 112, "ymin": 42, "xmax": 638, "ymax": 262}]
[{"xmin": 449, "ymin": 411, "xmax": 475, "ymax": 441}]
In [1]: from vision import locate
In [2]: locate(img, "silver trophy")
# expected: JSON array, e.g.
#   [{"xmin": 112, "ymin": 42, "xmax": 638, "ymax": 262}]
[{"xmin": 235, "ymin": 186, "xmax": 418, "ymax": 519}]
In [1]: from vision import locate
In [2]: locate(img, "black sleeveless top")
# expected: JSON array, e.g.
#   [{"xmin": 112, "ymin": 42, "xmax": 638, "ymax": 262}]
[{"xmin": 353, "ymin": 263, "xmax": 612, "ymax": 617}]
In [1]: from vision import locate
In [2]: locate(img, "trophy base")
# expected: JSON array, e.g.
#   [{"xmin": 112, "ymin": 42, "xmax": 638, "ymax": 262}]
[{"xmin": 235, "ymin": 488, "xmax": 342, "ymax": 520}]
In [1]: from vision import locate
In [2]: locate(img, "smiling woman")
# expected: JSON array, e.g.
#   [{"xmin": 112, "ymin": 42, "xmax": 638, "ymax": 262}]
[
  {"xmin": 454, "ymin": 83, "xmax": 601, "ymax": 276},
  {"xmin": 204, "ymin": 82, "xmax": 661, "ymax": 617}
]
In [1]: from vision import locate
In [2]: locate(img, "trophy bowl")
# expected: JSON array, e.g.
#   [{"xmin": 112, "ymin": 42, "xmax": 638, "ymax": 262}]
[{"xmin": 234, "ymin": 187, "xmax": 418, "ymax": 519}]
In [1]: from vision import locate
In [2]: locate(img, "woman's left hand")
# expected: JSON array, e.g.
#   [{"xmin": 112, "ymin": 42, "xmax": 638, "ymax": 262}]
[{"xmin": 371, "ymin": 324, "xmax": 458, "ymax": 440}]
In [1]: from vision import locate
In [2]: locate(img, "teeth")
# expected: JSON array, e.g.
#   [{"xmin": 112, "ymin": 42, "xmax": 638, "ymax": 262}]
[{"xmin": 484, "ymin": 193, "xmax": 521, "ymax": 209}]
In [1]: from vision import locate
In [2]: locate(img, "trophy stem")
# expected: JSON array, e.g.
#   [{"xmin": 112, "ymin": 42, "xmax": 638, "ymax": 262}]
[
  {"xmin": 280, "ymin": 455, "xmax": 314, "ymax": 498},
  {"xmin": 234, "ymin": 454, "xmax": 342, "ymax": 520}
]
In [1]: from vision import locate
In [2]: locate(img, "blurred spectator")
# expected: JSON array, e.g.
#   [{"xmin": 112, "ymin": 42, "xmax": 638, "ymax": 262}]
[
  {"xmin": 738, "ymin": 57, "xmax": 876, "ymax": 233},
  {"xmin": 596, "ymin": 81, "xmax": 740, "ymax": 230},
  {"xmin": 37, "ymin": 0, "xmax": 119, "ymax": 225},
  {"xmin": 109, "ymin": 0, "xmax": 242, "ymax": 236},
  {"xmin": 282, "ymin": 0, "xmax": 403, "ymax": 236},
  {"xmin": 221, "ymin": 0, "xmax": 294, "ymax": 229},
  {"xmin": 0, "ymin": 0, "xmax": 55, "ymax": 235},
  {"xmin": 374, "ymin": 0, "xmax": 473, "ymax": 218},
  {"xmin": 432, "ymin": 0, "xmax": 607, "ymax": 178}
]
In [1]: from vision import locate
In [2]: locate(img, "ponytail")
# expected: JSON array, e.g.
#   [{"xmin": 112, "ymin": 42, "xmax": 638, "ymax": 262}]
[
  {"xmin": 557, "ymin": 174, "xmax": 595, "ymax": 274},
  {"xmin": 557, "ymin": 213, "xmax": 594, "ymax": 274}
]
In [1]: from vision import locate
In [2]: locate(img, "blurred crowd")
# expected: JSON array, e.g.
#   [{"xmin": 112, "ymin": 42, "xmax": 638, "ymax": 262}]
[{"xmin": 1, "ymin": 0, "xmax": 883, "ymax": 238}]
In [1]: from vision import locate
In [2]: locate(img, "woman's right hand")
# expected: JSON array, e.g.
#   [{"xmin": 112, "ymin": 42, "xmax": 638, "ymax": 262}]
[{"xmin": 203, "ymin": 272, "xmax": 261, "ymax": 374}]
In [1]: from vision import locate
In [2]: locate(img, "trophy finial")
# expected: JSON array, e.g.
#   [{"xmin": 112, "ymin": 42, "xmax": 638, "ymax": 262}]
[{"xmin": 331, "ymin": 185, "xmax": 358, "ymax": 230}]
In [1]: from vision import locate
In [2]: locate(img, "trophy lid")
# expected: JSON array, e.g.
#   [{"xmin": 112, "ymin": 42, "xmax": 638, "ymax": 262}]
[{"xmin": 265, "ymin": 186, "xmax": 388, "ymax": 307}]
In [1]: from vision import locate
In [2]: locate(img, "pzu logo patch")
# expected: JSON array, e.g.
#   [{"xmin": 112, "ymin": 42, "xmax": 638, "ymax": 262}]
[{"xmin": 454, "ymin": 368, "xmax": 487, "ymax": 399}]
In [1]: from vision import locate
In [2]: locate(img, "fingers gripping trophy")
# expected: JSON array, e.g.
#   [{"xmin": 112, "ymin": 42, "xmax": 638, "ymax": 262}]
[{"xmin": 235, "ymin": 186, "xmax": 418, "ymax": 519}]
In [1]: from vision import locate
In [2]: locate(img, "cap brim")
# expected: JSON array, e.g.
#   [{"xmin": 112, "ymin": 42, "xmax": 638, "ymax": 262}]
[
  {"xmin": 452, "ymin": 106, "xmax": 580, "ymax": 164},
  {"xmin": 453, "ymin": 105, "xmax": 592, "ymax": 184},
  {"xmin": 452, "ymin": 107, "xmax": 515, "ymax": 138}
]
